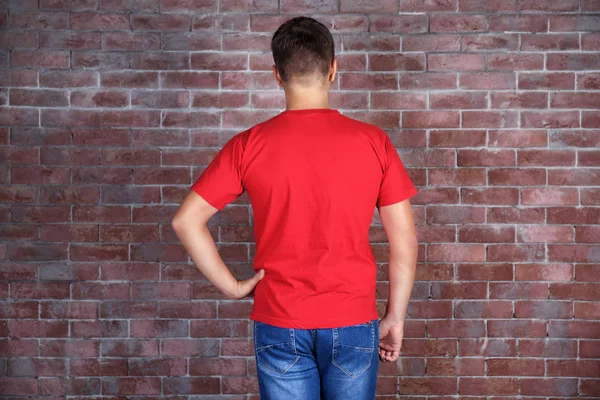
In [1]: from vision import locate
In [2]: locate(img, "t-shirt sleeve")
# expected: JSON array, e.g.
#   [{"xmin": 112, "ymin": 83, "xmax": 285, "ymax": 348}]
[
  {"xmin": 377, "ymin": 133, "xmax": 418, "ymax": 208},
  {"xmin": 190, "ymin": 133, "xmax": 245, "ymax": 211}
]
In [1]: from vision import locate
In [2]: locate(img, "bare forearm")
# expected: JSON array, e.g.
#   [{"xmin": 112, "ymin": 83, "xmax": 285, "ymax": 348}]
[
  {"xmin": 385, "ymin": 238, "xmax": 418, "ymax": 324},
  {"xmin": 173, "ymin": 223, "xmax": 238, "ymax": 298},
  {"xmin": 385, "ymin": 259, "xmax": 417, "ymax": 324}
]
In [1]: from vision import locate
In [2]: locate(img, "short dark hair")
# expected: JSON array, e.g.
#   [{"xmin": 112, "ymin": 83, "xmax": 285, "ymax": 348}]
[{"xmin": 271, "ymin": 16, "xmax": 335, "ymax": 83}]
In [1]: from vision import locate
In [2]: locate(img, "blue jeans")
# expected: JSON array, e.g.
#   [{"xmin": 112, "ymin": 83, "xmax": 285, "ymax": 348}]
[{"xmin": 253, "ymin": 319, "xmax": 380, "ymax": 399}]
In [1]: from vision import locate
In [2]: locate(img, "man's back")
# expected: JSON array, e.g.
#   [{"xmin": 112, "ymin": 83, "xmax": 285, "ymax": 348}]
[{"xmin": 192, "ymin": 108, "xmax": 417, "ymax": 328}]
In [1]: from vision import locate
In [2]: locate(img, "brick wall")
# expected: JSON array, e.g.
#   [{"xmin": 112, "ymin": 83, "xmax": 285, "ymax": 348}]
[{"xmin": 1, "ymin": 0, "xmax": 599, "ymax": 398}]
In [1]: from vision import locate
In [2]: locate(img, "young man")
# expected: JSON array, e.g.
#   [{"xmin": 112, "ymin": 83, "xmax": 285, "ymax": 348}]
[{"xmin": 172, "ymin": 16, "xmax": 418, "ymax": 400}]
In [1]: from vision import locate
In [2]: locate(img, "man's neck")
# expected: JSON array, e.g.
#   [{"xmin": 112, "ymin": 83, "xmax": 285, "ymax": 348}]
[{"xmin": 283, "ymin": 86, "xmax": 330, "ymax": 110}]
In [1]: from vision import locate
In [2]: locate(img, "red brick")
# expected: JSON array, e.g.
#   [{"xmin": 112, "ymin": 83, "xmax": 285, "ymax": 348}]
[
  {"xmin": 71, "ymin": 359, "xmax": 128, "ymax": 376},
  {"xmin": 518, "ymin": 225, "xmax": 575, "ymax": 243},
  {"xmin": 402, "ymin": 111, "xmax": 459, "ymax": 128},
  {"xmin": 520, "ymin": 378, "xmax": 578, "ymax": 396},
  {"xmin": 458, "ymin": 226, "xmax": 515, "ymax": 243},
  {"xmin": 462, "ymin": 188, "xmax": 519, "ymax": 205},
  {"xmin": 547, "ymin": 360, "xmax": 600, "ymax": 377},
  {"xmin": 41, "ymin": 302, "xmax": 98, "ymax": 319},
  {"xmin": 551, "ymin": 15, "xmax": 600, "ymax": 32},
  {"xmin": 459, "ymin": 338, "xmax": 516, "ymax": 357},
  {"xmin": 428, "ymin": 54, "xmax": 485, "ymax": 71},
  {"xmin": 369, "ymin": 54, "xmax": 425, "ymax": 71},
  {"xmin": 11, "ymin": 50, "xmax": 70, "ymax": 69},
  {"xmin": 455, "ymin": 300, "xmax": 512, "ymax": 318},
  {"xmin": 427, "ymin": 206, "xmax": 485, "ymax": 224},
  {"xmin": 583, "ymin": 111, "xmax": 600, "ymax": 128},
  {"xmin": 340, "ymin": 0, "xmax": 396, "ymax": 12},
  {"xmin": 457, "ymin": 263, "xmax": 513, "ymax": 281},
  {"xmin": 518, "ymin": 72, "xmax": 574, "ymax": 90},
  {"xmin": 582, "ymin": 188, "xmax": 600, "ymax": 205},
  {"xmin": 463, "ymin": 34, "xmax": 518, "ymax": 51},
  {"xmin": 131, "ymin": 320, "xmax": 188, "ymax": 338},
  {"xmin": 430, "ymin": 92, "xmax": 487, "ymax": 109},
  {"xmin": 0, "ymin": 302, "xmax": 38, "ymax": 319},
  {"xmin": 522, "ymin": 188, "xmax": 579, "ymax": 206},
  {"xmin": 100, "ymin": 339, "xmax": 159, "ymax": 357},
  {"xmin": 521, "ymin": 34, "xmax": 579, "ymax": 51},
  {"xmin": 0, "ymin": 378, "xmax": 38, "ymax": 396},
  {"xmin": 71, "ymin": 320, "xmax": 128, "ymax": 338},
  {"xmin": 0, "ymin": 339, "xmax": 38, "ymax": 357},
  {"xmin": 10, "ymin": 321, "xmax": 68, "ymax": 338},
  {"xmin": 515, "ymin": 263, "xmax": 574, "ymax": 281},
  {"xmin": 132, "ymin": 282, "xmax": 191, "ymax": 300},
  {"xmin": 102, "ymin": 377, "xmax": 162, "ymax": 395},
  {"xmin": 458, "ymin": 149, "xmax": 515, "ymax": 166},
  {"xmin": 488, "ymin": 320, "xmax": 547, "ymax": 338},
  {"xmin": 430, "ymin": 15, "xmax": 487, "ymax": 32},
  {"xmin": 161, "ymin": 339, "xmax": 219, "ymax": 357},
  {"xmin": 369, "ymin": 15, "xmax": 428, "ymax": 33},
  {"xmin": 515, "ymin": 300, "xmax": 572, "ymax": 319},
  {"xmin": 491, "ymin": 92, "xmax": 547, "ymax": 109},
  {"xmin": 401, "ymin": 0, "xmax": 457, "ymax": 11},
  {"xmin": 549, "ymin": 321, "xmax": 600, "ymax": 338},
  {"xmin": 487, "ymin": 358, "xmax": 544, "ymax": 376},
  {"xmin": 430, "ymin": 282, "xmax": 487, "ymax": 299},
  {"xmin": 490, "ymin": 282, "xmax": 549, "ymax": 299},
  {"xmin": 488, "ymin": 168, "xmax": 546, "ymax": 186},
  {"xmin": 521, "ymin": 0, "xmax": 578, "ymax": 11},
  {"xmin": 402, "ymin": 34, "xmax": 459, "ymax": 51},
  {"xmin": 518, "ymin": 149, "xmax": 576, "ymax": 166},
  {"xmin": 550, "ymin": 283, "xmax": 600, "ymax": 301},
  {"xmin": 549, "ymin": 244, "xmax": 600, "ymax": 262},
  {"xmin": 71, "ymin": 12, "xmax": 131, "ymax": 30},
  {"xmin": 399, "ymin": 377, "xmax": 457, "ymax": 395},
  {"xmin": 575, "ymin": 302, "xmax": 600, "ymax": 319},
  {"xmin": 489, "ymin": 15, "xmax": 547, "ymax": 32},
  {"xmin": 10, "ymin": 11, "xmax": 68, "ymax": 30},
  {"xmin": 40, "ymin": 0, "xmax": 97, "ymax": 10},
  {"xmin": 428, "ymin": 168, "xmax": 486, "ymax": 186},
  {"xmin": 581, "ymin": 339, "xmax": 600, "ymax": 357},
  {"xmin": 428, "ymin": 244, "xmax": 485, "ymax": 262},
  {"xmin": 487, "ymin": 244, "xmax": 545, "ymax": 262},
  {"xmin": 548, "ymin": 54, "xmax": 600, "ymax": 70},
  {"xmin": 518, "ymin": 338, "xmax": 577, "ymax": 358},
  {"xmin": 130, "ymin": 358, "xmax": 187, "ymax": 376},
  {"xmin": 488, "ymin": 53, "xmax": 544, "ymax": 70},
  {"xmin": 370, "ymin": 92, "xmax": 426, "ymax": 109},
  {"xmin": 577, "ymin": 264, "xmax": 600, "ymax": 282},
  {"xmin": 578, "ymin": 72, "xmax": 600, "ymax": 89},
  {"xmin": 463, "ymin": 111, "xmax": 518, "ymax": 128},
  {"xmin": 340, "ymin": 73, "xmax": 398, "ymax": 91},
  {"xmin": 428, "ymin": 320, "xmax": 485, "ymax": 338},
  {"xmin": 162, "ymin": 377, "xmax": 220, "ymax": 395}
]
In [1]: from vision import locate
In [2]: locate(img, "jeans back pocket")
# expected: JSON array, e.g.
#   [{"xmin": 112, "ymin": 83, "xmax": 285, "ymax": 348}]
[
  {"xmin": 332, "ymin": 320, "xmax": 376, "ymax": 378},
  {"xmin": 254, "ymin": 321, "xmax": 300, "ymax": 375}
]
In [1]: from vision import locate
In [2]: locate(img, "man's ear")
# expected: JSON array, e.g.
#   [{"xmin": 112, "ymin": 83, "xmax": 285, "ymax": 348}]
[
  {"xmin": 272, "ymin": 65, "xmax": 284, "ymax": 87},
  {"xmin": 329, "ymin": 57, "xmax": 337, "ymax": 83}
]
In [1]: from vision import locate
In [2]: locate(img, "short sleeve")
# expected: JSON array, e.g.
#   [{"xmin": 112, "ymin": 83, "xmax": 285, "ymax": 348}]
[
  {"xmin": 190, "ymin": 133, "xmax": 245, "ymax": 211},
  {"xmin": 377, "ymin": 133, "xmax": 418, "ymax": 208}
]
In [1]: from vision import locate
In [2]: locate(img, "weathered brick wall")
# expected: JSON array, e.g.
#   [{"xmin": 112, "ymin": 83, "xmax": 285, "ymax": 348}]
[{"xmin": 1, "ymin": 0, "xmax": 599, "ymax": 398}]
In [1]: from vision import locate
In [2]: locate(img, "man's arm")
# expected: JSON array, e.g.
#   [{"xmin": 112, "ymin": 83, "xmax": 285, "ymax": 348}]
[
  {"xmin": 172, "ymin": 191, "xmax": 264, "ymax": 300},
  {"xmin": 376, "ymin": 198, "xmax": 418, "ymax": 362},
  {"xmin": 379, "ymin": 199, "xmax": 418, "ymax": 324}
]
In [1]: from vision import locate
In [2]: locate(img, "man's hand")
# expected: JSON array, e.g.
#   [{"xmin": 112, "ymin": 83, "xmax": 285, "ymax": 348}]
[
  {"xmin": 229, "ymin": 269, "xmax": 265, "ymax": 300},
  {"xmin": 378, "ymin": 317, "xmax": 404, "ymax": 362}
]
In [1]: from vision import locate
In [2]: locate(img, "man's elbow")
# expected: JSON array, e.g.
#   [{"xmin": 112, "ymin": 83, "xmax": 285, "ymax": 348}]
[{"xmin": 171, "ymin": 214, "xmax": 188, "ymax": 234}]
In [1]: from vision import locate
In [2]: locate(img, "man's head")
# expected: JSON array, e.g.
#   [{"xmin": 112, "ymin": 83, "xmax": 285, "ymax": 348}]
[{"xmin": 271, "ymin": 16, "xmax": 336, "ymax": 87}]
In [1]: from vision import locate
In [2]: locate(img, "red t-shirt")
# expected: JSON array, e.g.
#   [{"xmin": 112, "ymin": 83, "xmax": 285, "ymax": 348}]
[{"xmin": 191, "ymin": 108, "xmax": 418, "ymax": 329}]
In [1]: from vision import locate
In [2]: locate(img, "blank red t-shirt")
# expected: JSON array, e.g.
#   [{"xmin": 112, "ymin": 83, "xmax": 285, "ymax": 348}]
[{"xmin": 191, "ymin": 108, "xmax": 418, "ymax": 329}]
